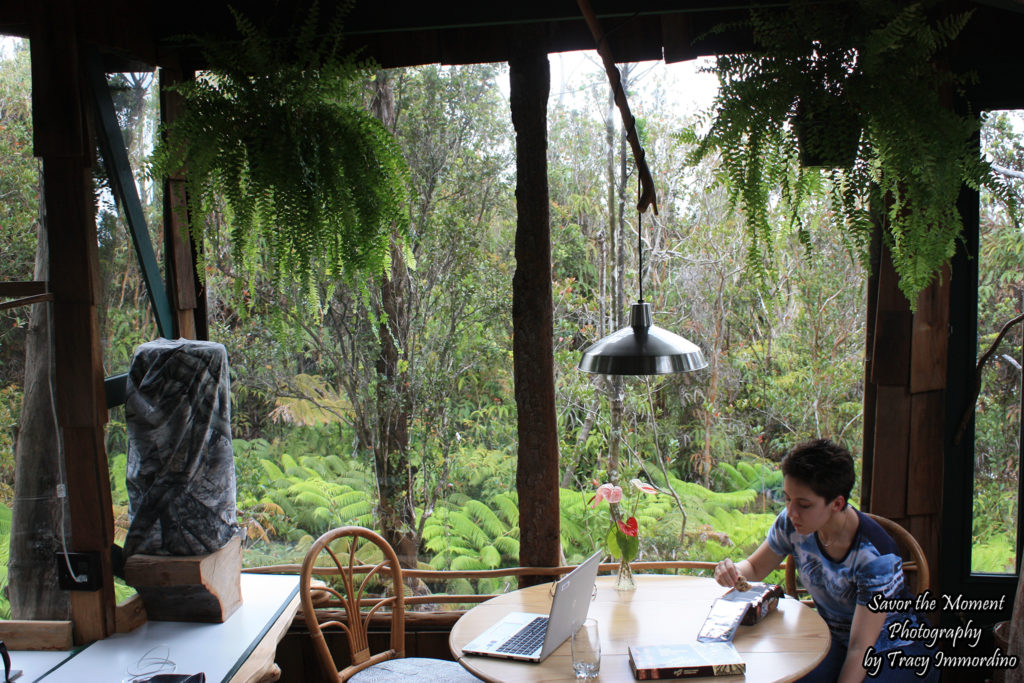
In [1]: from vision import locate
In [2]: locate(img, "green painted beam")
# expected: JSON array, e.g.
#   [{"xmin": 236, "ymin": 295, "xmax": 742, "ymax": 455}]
[{"xmin": 86, "ymin": 49, "xmax": 175, "ymax": 341}]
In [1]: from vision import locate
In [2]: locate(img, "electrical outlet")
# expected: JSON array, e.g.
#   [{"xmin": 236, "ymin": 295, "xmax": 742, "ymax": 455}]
[{"xmin": 55, "ymin": 552, "xmax": 102, "ymax": 591}]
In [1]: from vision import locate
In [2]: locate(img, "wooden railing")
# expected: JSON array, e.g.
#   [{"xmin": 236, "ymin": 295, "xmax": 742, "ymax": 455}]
[{"xmin": 247, "ymin": 560, "xmax": 720, "ymax": 626}]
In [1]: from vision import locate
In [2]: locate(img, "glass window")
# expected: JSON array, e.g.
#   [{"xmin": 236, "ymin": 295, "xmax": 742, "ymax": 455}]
[{"xmin": 971, "ymin": 110, "xmax": 1024, "ymax": 575}]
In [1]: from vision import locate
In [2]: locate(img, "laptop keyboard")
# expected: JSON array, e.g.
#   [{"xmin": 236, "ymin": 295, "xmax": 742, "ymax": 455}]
[{"xmin": 496, "ymin": 616, "xmax": 549, "ymax": 655}]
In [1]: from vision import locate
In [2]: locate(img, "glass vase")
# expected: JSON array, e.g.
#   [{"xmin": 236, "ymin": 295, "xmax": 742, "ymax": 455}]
[{"xmin": 615, "ymin": 558, "xmax": 636, "ymax": 591}]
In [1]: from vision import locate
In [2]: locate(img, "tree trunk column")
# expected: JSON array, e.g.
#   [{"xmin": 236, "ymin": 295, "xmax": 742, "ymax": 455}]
[{"xmin": 509, "ymin": 48, "xmax": 560, "ymax": 583}]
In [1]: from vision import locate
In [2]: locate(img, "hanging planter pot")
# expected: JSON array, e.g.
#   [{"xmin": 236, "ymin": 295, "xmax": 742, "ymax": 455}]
[{"xmin": 793, "ymin": 90, "xmax": 861, "ymax": 169}]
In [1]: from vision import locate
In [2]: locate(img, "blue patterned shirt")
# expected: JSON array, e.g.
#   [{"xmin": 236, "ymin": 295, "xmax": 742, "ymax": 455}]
[{"xmin": 766, "ymin": 507, "xmax": 922, "ymax": 651}]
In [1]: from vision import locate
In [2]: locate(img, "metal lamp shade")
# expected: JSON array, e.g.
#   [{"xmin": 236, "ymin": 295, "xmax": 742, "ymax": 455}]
[{"xmin": 578, "ymin": 302, "xmax": 707, "ymax": 375}]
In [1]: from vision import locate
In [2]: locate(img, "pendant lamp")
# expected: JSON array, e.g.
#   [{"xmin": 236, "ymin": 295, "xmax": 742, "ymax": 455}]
[
  {"xmin": 577, "ymin": 203, "xmax": 707, "ymax": 376},
  {"xmin": 575, "ymin": 0, "xmax": 707, "ymax": 376}
]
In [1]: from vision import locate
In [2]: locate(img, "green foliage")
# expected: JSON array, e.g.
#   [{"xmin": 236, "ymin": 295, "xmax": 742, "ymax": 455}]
[
  {"xmin": 971, "ymin": 534, "xmax": 1016, "ymax": 575},
  {"xmin": 445, "ymin": 444, "xmax": 518, "ymax": 503},
  {"xmin": 966, "ymin": 113, "xmax": 1023, "ymax": 575},
  {"xmin": 269, "ymin": 374, "xmax": 354, "ymax": 427},
  {"xmin": 422, "ymin": 492, "xmax": 519, "ymax": 580},
  {"xmin": 148, "ymin": 4, "xmax": 411, "ymax": 308},
  {"xmin": 108, "ymin": 451, "xmax": 129, "ymax": 507},
  {"xmin": 559, "ymin": 489, "xmax": 607, "ymax": 562},
  {"xmin": 701, "ymin": 511, "xmax": 785, "ymax": 584},
  {"xmin": 717, "ymin": 459, "xmax": 784, "ymax": 505},
  {"xmin": 0, "ymin": 385, "xmax": 21, "ymax": 498},
  {"xmin": 0, "ymin": 502, "xmax": 10, "ymax": 619},
  {"xmin": 232, "ymin": 435, "xmax": 375, "ymax": 563},
  {"xmin": 606, "ymin": 523, "xmax": 639, "ymax": 563},
  {"xmin": 0, "ymin": 40, "xmax": 39, "ymax": 391},
  {"xmin": 690, "ymin": 0, "xmax": 1016, "ymax": 306}
]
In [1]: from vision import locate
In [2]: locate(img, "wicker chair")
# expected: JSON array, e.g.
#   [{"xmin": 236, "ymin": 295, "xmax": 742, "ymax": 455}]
[
  {"xmin": 300, "ymin": 526, "xmax": 481, "ymax": 682},
  {"xmin": 784, "ymin": 512, "xmax": 930, "ymax": 603}
]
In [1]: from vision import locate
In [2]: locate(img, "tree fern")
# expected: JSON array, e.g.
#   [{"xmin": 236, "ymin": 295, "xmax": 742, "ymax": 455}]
[
  {"xmin": 451, "ymin": 555, "xmax": 491, "ymax": 571},
  {"xmin": 280, "ymin": 453, "xmax": 301, "ymax": 475},
  {"xmin": 493, "ymin": 536, "xmax": 520, "ymax": 557},
  {"xmin": 479, "ymin": 545, "xmax": 502, "ymax": 569},
  {"xmin": 717, "ymin": 462, "xmax": 750, "ymax": 492},
  {"xmin": 258, "ymin": 459, "xmax": 286, "ymax": 482},
  {"xmin": 465, "ymin": 499, "xmax": 506, "ymax": 539},
  {"xmin": 422, "ymin": 493, "xmax": 518, "ymax": 573},
  {"xmin": 717, "ymin": 460, "xmax": 785, "ymax": 505},
  {"xmin": 447, "ymin": 510, "xmax": 489, "ymax": 550},
  {"xmin": 491, "ymin": 492, "xmax": 519, "ymax": 528}
]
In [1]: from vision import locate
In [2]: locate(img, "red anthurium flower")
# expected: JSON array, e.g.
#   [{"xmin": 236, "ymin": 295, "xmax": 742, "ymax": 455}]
[{"xmin": 618, "ymin": 517, "xmax": 639, "ymax": 537}]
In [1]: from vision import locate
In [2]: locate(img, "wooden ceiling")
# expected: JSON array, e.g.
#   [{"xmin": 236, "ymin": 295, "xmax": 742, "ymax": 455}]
[
  {"xmin": 0, "ymin": 0, "xmax": 761, "ymax": 71},
  {"xmin": 3, "ymin": 0, "xmax": 1024, "ymax": 105}
]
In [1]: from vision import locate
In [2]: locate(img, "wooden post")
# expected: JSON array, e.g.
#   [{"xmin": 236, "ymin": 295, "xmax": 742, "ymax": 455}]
[
  {"xmin": 31, "ymin": 0, "xmax": 116, "ymax": 642},
  {"xmin": 863, "ymin": 232, "xmax": 946, "ymax": 596},
  {"xmin": 160, "ymin": 61, "xmax": 202, "ymax": 340},
  {"xmin": 509, "ymin": 45, "xmax": 561, "ymax": 584}
]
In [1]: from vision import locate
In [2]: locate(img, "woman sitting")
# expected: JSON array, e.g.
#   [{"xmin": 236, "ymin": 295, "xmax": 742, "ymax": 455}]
[{"xmin": 714, "ymin": 438, "xmax": 937, "ymax": 682}]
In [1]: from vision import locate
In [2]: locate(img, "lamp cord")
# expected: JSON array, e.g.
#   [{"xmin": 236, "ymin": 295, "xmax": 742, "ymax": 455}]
[{"xmin": 637, "ymin": 176, "xmax": 644, "ymax": 304}]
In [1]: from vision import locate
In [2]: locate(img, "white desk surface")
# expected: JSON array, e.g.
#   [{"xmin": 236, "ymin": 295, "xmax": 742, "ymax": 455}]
[
  {"xmin": 21, "ymin": 572, "xmax": 298, "ymax": 683},
  {"xmin": 7, "ymin": 650, "xmax": 73, "ymax": 683}
]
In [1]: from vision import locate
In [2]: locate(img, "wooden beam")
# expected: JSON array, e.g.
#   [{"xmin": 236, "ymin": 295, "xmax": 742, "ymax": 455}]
[
  {"xmin": 32, "ymin": 0, "xmax": 116, "ymax": 643},
  {"xmin": 870, "ymin": 243, "xmax": 912, "ymax": 386},
  {"xmin": 0, "ymin": 292, "xmax": 53, "ymax": 311},
  {"xmin": 907, "ymin": 390, "xmax": 944, "ymax": 516},
  {"xmin": 861, "ymin": 222, "xmax": 882, "ymax": 507},
  {"xmin": 160, "ymin": 63, "xmax": 200, "ymax": 340},
  {"xmin": 864, "ymin": 228, "xmax": 949, "ymax": 594},
  {"xmin": 871, "ymin": 385, "xmax": 910, "ymax": 520},
  {"xmin": 661, "ymin": 14, "xmax": 695, "ymax": 64},
  {"xmin": 0, "ymin": 280, "xmax": 48, "ymax": 297},
  {"xmin": 0, "ymin": 620, "xmax": 73, "ymax": 651},
  {"xmin": 87, "ymin": 49, "xmax": 174, "ymax": 339},
  {"xmin": 115, "ymin": 594, "xmax": 147, "ymax": 634},
  {"xmin": 910, "ymin": 266, "xmax": 950, "ymax": 394},
  {"xmin": 509, "ymin": 40, "xmax": 561, "ymax": 585}
]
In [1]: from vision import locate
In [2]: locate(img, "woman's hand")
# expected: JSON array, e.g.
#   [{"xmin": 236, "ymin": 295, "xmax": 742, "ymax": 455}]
[
  {"xmin": 714, "ymin": 558, "xmax": 741, "ymax": 587},
  {"xmin": 713, "ymin": 542, "xmax": 784, "ymax": 588}
]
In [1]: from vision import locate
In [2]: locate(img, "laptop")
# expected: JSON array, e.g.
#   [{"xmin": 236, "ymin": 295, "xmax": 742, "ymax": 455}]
[{"xmin": 461, "ymin": 550, "xmax": 603, "ymax": 663}]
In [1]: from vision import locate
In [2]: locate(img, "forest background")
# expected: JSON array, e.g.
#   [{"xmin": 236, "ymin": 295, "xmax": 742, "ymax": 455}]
[{"xmin": 0, "ymin": 37, "xmax": 1021, "ymax": 614}]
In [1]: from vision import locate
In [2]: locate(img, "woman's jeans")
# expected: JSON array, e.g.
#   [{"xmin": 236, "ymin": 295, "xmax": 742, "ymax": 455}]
[{"xmin": 798, "ymin": 637, "xmax": 940, "ymax": 681}]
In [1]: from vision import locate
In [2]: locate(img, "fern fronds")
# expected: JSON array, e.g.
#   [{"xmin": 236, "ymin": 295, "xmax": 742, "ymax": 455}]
[{"xmin": 147, "ymin": 2, "xmax": 411, "ymax": 311}]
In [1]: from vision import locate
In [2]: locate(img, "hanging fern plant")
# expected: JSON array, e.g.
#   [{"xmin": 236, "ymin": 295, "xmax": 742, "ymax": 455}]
[
  {"xmin": 688, "ymin": 0, "xmax": 1015, "ymax": 306},
  {"xmin": 149, "ymin": 3, "xmax": 410, "ymax": 308}
]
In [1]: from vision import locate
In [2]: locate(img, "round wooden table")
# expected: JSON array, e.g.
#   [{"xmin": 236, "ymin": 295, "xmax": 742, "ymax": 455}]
[{"xmin": 449, "ymin": 574, "xmax": 831, "ymax": 682}]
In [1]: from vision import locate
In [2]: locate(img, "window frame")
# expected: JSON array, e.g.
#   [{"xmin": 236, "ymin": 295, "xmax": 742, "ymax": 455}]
[{"xmin": 940, "ymin": 179, "xmax": 1021, "ymax": 627}]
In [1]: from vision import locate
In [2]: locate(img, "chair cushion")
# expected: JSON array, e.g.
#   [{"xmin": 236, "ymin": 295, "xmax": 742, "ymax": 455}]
[{"xmin": 349, "ymin": 657, "xmax": 482, "ymax": 681}]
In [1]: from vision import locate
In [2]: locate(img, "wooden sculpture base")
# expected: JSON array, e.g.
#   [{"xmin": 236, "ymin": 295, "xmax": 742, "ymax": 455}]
[{"xmin": 125, "ymin": 535, "xmax": 242, "ymax": 622}]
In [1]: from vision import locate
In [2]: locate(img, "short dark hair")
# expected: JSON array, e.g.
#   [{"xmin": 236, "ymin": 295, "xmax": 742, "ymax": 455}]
[{"xmin": 781, "ymin": 438, "xmax": 855, "ymax": 506}]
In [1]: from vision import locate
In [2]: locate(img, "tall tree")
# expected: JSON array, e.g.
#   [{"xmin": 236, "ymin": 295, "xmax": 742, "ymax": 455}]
[{"xmin": 369, "ymin": 71, "xmax": 416, "ymax": 566}]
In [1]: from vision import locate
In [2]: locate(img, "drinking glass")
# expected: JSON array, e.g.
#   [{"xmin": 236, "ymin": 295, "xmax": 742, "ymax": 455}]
[{"xmin": 572, "ymin": 618, "xmax": 601, "ymax": 680}]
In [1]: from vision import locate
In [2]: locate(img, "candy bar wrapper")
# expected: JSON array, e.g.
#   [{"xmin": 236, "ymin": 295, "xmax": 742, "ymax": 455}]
[
  {"xmin": 697, "ymin": 597, "xmax": 748, "ymax": 642},
  {"xmin": 721, "ymin": 583, "xmax": 785, "ymax": 625}
]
